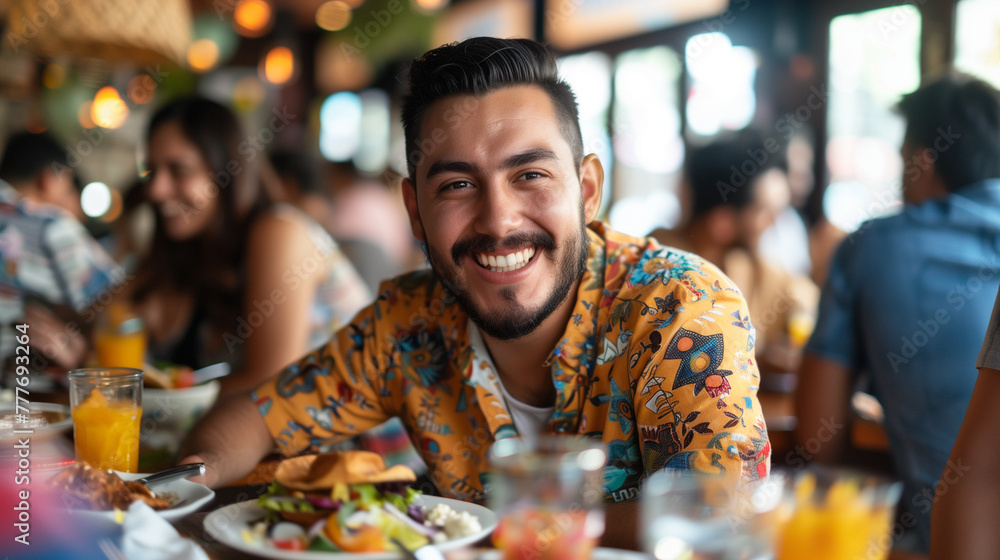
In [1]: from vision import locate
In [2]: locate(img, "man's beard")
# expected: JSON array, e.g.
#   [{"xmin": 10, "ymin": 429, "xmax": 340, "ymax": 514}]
[{"xmin": 424, "ymin": 207, "xmax": 590, "ymax": 341}]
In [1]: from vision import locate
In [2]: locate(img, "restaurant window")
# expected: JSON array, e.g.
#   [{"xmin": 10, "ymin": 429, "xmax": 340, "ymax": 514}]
[
  {"xmin": 823, "ymin": 5, "xmax": 920, "ymax": 233},
  {"xmin": 319, "ymin": 89, "xmax": 391, "ymax": 173},
  {"xmin": 954, "ymin": 0, "xmax": 1000, "ymax": 89},
  {"xmin": 684, "ymin": 32, "xmax": 757, "ymax": 139},
  {"xmin": 557, "ymin": 51, "xmax": 613, "ymax": 216},
  {"xmin": 608, "ymin": 45, "xmax": 684, "ymax": 237}
]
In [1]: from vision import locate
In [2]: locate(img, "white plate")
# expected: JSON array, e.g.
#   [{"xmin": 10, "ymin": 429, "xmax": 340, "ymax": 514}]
[
  {"xmin": 67, "ymin": 471, "xmax": 215, "ymax": 526},
  {"xmin": 204, "ymin": 495, "xmax": 498, "ymax": 559},
  {"xmin": 478, "ymin": 548, "xmax": 651, "ymax": 560}
]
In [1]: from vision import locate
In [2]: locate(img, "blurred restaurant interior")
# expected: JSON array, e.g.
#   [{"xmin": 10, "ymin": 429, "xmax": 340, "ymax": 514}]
[
  {"xmin": 1, "ymin": 0, "xmax": 993, "ymax": 244},
  {"xmin": 2, "ymin": 0, "xmax": 995, "ymax": 456}
]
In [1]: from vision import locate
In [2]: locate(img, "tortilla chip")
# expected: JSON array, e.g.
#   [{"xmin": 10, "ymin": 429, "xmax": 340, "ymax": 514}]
[{"xmin": 275, "ymin": 450, "xmax": 416, "ymax": 490}]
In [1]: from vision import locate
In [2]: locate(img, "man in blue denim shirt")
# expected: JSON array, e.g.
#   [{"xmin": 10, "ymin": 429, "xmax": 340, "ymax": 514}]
[{"xmin": 795, "ymin": 73, "xmax": 1000, "ymax": 554}]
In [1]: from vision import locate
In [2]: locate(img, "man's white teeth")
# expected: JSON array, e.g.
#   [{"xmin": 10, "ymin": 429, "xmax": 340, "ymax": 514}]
[{"xmin": 476, "ymin": 247, "xmax": 535, "ymax": 272}]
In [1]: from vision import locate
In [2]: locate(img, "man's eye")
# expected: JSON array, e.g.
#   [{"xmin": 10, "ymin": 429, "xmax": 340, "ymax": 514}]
[
  {"xmin": 442, "ymin": 180, "xmax": 472, "ymax": 191},
  {"xmin": 517, "ymin": 172, "xmax": 544, "ymax": 181}
]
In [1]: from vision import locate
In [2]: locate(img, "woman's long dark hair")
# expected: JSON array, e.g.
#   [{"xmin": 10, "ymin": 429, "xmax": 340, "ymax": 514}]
[{"xmin": 131, "ymin": 97, "xmax": 272, "ymax": 337}]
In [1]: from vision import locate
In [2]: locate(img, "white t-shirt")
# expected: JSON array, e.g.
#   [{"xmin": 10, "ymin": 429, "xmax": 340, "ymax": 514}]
[{"xmin": 468, "ymin": 322, "xmax": 554, "ymax": 441}]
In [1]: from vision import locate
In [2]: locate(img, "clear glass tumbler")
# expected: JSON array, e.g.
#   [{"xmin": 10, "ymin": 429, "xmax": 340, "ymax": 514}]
[
  {"xmin": 69, "ymin": 367, "xmax": 143, "ymax": 472},
  {"xmin": 488, "ymin": 436, "xmax": 607, "ymax": 560}
]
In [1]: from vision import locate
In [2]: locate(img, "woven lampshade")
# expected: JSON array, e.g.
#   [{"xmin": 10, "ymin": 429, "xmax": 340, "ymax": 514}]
[{"xmin": 5, "ymin": 0, "xmax": 191, "ymax": 67}]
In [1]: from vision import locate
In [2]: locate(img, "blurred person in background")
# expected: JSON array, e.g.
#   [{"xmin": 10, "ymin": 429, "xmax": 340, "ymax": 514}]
[
  {"xmin": 651, "ymin": 129, "xmax": 819, "ymax": 374},
  {"xmin": 270, "ymin": 151, "xmax": 417, "ymax": 292},
  {"xmin": 325, "ymin": 161, "xmax": 421, "ymax": 282},
  {"xmin": 127, "ymin": 97, "xmax": 372, "ymax": 396},
  {"xmin": 0, "ymin": 131, "xmax": 122, "ymax": 375},
  {"xmin": 797, "ymin": 72, "xmax": 1000, "ymax": 555},
  {"xmin": 757, "ymin": 130, "xmax": 813, "ymax": 278}
]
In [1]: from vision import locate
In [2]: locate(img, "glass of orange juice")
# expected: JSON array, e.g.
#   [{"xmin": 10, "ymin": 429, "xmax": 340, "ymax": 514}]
[
  {"xmin": 775, "ymin": 468, "xmax": 903, "ymax": 560},
  {"xmin": 489, "ymin": 437, "xmax": 607, "ymax": 560},
  {"xmin": 68, "ymin": 368, "xmax": 143, "ymax": 472},
  {"xmin": 94, "ymin": 303, "xmax": 146, "ymax": 369}
]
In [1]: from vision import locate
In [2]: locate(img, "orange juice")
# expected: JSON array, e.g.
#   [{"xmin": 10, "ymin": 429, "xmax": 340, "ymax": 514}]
[
  {"xmin": 72, "ymin": 390, "xmax": 141, "ymax": 472},
  {"xmin": 776, "ymin": 476, "xmax": 896, "ymax": 560},
  {"xmin": 94, "ymin": 330, "xmax": 146, "ymax": 369},
  {"xmin": 494, "ymin": 508, "xmax": 598, "ymax": 560}
]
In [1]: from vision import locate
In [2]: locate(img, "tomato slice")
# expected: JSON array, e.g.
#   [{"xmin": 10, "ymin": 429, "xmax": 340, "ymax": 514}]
[{"xmin": 272, "ymin": 537, "xmax": 307, "ymax": 551}]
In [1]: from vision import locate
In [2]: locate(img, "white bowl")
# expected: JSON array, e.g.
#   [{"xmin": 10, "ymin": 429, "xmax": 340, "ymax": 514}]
[
  {"xmin": 139, "ymin": 381, "xmax": 220, "ymax": 471},
  {"xmin": 0, "ymin": 401, "xmax": 72, "ymax": 441}
]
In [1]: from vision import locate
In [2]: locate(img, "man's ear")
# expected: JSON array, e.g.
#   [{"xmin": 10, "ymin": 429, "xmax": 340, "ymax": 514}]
[
  {"xmin": 401, "ymin": 177, "xmax": 426, "ymax": 242},
  {"xmin": 579, "ymin": 154, "xmax": 604, "ymax": 223}
]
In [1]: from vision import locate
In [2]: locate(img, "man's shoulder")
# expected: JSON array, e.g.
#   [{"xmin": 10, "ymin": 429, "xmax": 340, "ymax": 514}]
[
  {"xmin": 595, "ymin": 225, "xmax": 744, "ymax": 317},
  {"xmin": 370, "ymin": 269, "xmax": 461, "ymax": 322}
]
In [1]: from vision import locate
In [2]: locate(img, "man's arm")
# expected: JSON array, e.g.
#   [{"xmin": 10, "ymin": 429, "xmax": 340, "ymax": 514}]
[
  {"xmin": 177, "ymin": 391, "xmax": 275, "ymax": 488},
  {"xmin": 600, "ymin": 501, "xmax": 638, "ymax": 550},
  {"xmin": 794, "ymin": 353, "xmax": 853, "ymax": 463},
  {"xmin": 930, "ymin": 368, "xmax": 1000, "ymax": 560}
]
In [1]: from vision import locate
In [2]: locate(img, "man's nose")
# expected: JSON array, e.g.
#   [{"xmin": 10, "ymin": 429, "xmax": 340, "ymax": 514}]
[{"xmin": 473, "ymin": 182, "xmax": 523, "ymax": 239}]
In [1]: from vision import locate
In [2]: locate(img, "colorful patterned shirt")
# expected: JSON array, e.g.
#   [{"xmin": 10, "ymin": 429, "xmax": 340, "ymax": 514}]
[{"xmin": 254, "ymin": 222, "xmax": 770, "ymax": 503}]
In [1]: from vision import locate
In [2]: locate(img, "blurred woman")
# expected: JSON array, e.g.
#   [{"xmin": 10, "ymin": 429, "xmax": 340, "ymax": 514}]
[{"xmin": 131, "ymin": 97, "xmax": 371, "ymax": 395}]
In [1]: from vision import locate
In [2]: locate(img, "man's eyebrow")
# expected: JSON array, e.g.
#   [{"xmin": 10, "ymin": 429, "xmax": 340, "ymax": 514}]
[
  {"xmin": 424, "ymin": 148, "xmax": 560, "ymax": 180},
  {"xmin": 425, "ymin": 160, "xmax": 481, "ymax": 180},
  {"xmin": 501, "ymin": 148, "xmax": 559, "ymax": 169}
]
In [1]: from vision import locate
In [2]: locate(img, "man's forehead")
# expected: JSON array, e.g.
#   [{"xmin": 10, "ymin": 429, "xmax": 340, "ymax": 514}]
[
  {"xmin": 420, "ymin": 86, "xmax": 559, "ymax": 134},
  {"xmin": 414, "ymin": 86, "xmax": 569, "ymax": 171}
]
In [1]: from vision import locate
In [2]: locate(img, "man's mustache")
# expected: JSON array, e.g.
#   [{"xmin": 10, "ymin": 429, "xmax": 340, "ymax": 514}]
[{"xmin": 451, "ymin": 231, "xmax": 556, "ymax": 264}]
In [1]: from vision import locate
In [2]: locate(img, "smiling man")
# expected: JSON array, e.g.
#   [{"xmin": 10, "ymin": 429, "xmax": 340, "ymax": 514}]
[{"xmin": 180, "ymin": 37, "xmax": 769, "ymax": 549}]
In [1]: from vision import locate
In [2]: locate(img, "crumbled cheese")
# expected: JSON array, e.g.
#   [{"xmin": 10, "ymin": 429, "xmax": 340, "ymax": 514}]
[{"xmin": 423, "ymin": 503, "xmax": 483, "ymax": 541}]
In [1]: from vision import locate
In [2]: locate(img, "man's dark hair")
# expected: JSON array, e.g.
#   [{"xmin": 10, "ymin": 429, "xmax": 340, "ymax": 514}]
[
  {"xmin": 688, "ymin": 128, "xmax": 785, "ymax": 220},
  {"xmin": 897, "ymin": 72, "xmax": 1000, "ymax": 192},
  {"xmin": 0, "ymin": 132, "xmax": 69, "ymax": 186},
  {"xmin": 401, "ymin": 37, "xmax": 583, "ymax": 180}
]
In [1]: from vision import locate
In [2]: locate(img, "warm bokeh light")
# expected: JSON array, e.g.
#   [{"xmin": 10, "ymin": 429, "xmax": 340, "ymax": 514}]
[
  {"xmin": 127, "ymin": 74, "xmax": 157, "ymax": 104},
  {"xmin": 315, "ymin": 1, "xmax": 352, "ymax": 31},
  {"xmin": 263, "ymin": 46, "xmax": 295, "ymax": 84},
  {"xmin": 413, "ymin": 0, "xmax": 447, "ymax": 11},
  {"xmin": 91, "ymin": 87, "xmax": 128, "ymax": 129},
  {"xmin": 188, "ymin": 39, "xmax": 220, "ymax": 72},
  {"xmin": 78, "ymin": 102, "xmax": 96, "ymax": 129},
  {"xmin": 233, "ymin": 0, "xmax": 272, "ymax": 37},
  {"xmin": 42, "ymin": 64, "xmax": 65, "ymax": 89},
  {"xmin": 81, "ymin": 182, "xmax": 113, "ymax": 218}
]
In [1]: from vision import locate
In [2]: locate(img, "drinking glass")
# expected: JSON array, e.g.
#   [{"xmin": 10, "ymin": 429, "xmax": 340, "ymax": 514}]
[
  {"xmin": 69, "ymin": 367, "xmax": 143, "ymax": 472},
  {"xmin": 488, "ymin": 436, "xmax": 607, "ymax": 560},
  {"xmin": 94, "ymin": 303, "xmax": 146, "ymax": 369},
  {"xmin": 775, "ymin": 467, "xmax": 902, "ymax": 560},
  {"xmin": 641, "ymin": 469, "xmax": 783, "ymax": 560}
]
